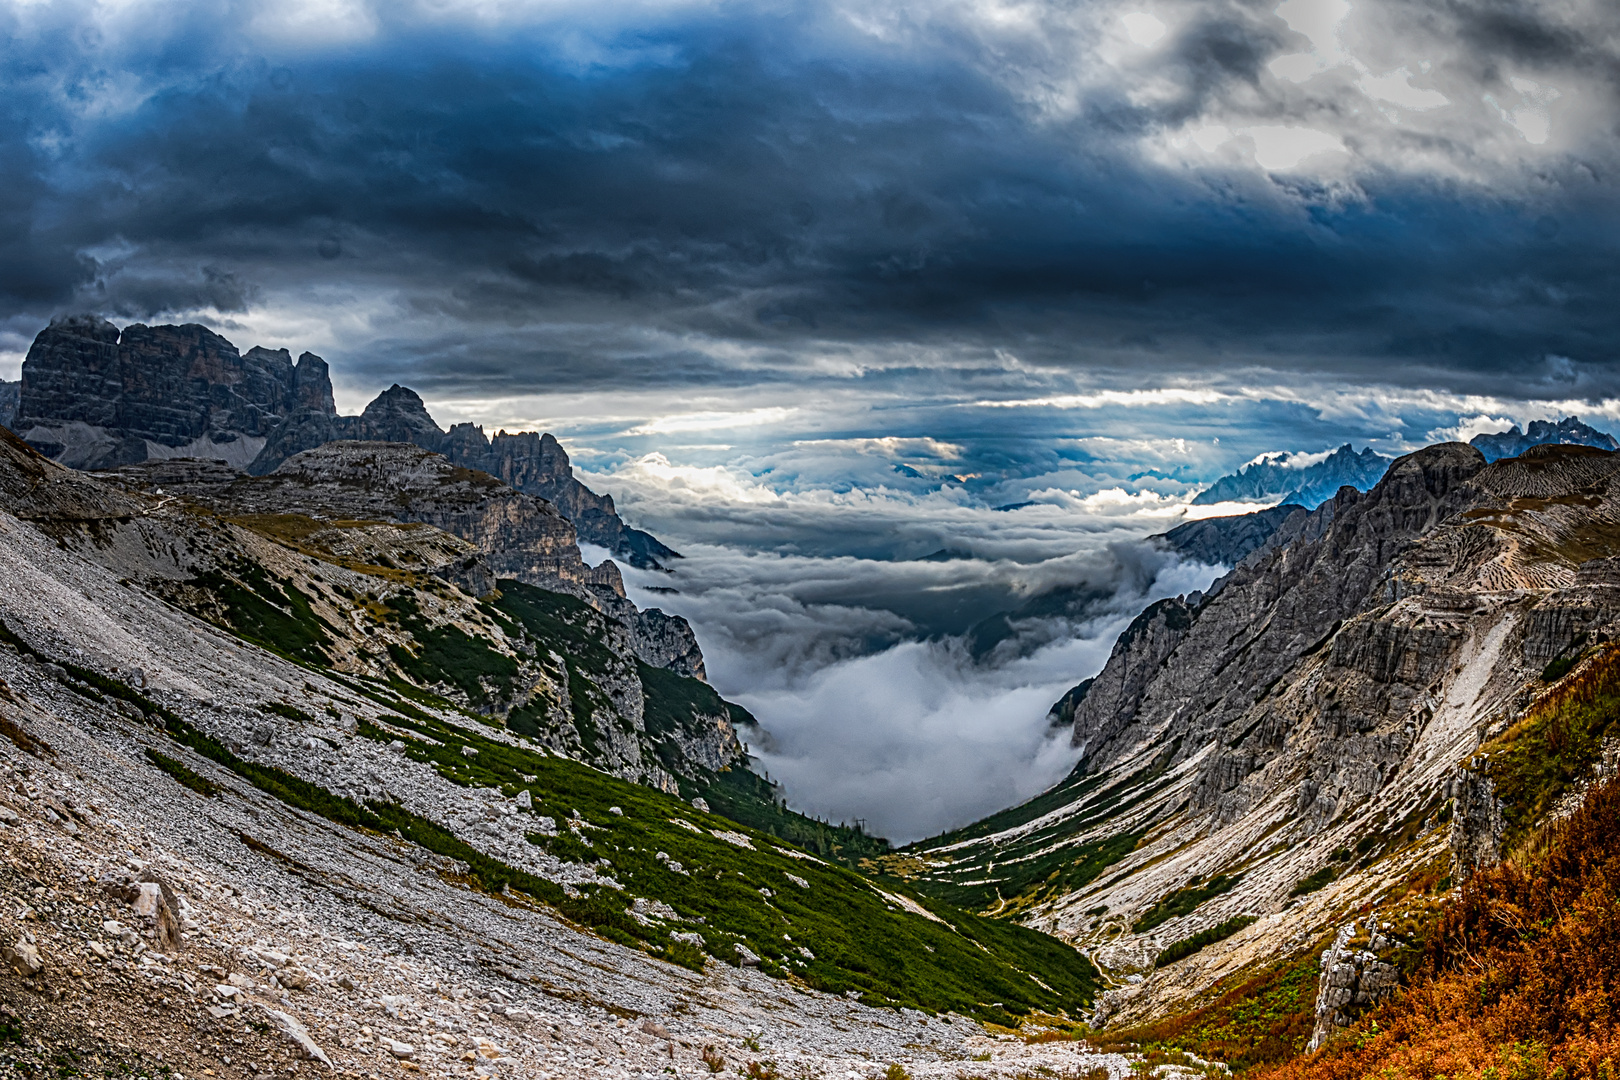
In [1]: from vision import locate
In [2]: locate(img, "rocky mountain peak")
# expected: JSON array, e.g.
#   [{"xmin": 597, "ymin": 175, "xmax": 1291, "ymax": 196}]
[
  {"xmin": 354, "ymin": 383, "xmax": 445, "ymax": 450},
  {"xmin": 292, "ymin": 351, "xmax": 335, "ymax": 412},
  {"xmin": 5, "ymin": 314, "xmax": 679, "ymax": 568},
  {"xmin": 1468, "ymin": 415, "xmax": 1619, "ymax": 463},
  {"xmin": 1192, "ymin": 442, "xmax": 1393, "ymax": 509}
]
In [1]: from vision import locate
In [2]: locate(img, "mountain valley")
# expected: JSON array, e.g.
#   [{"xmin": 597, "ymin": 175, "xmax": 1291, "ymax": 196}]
[{"xmin": 5, "ymin": 315, "xmax": 1620, "ymax": 1079}]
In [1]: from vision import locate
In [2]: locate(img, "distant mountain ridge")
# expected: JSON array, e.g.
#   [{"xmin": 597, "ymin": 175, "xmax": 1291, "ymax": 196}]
[
  {"xmin": 1191, "ymin": 444, "xmax": 1391, "ymax": 509},
  {"xmin": 1190, "ymin": 418, "xmax": 1620, "ymax": 509},
  {"xmin": 1468, "ymin": 415, "xmax": 1618, "ymax": 462},
  {"xmin": 0, "ymin": 314, "xmax": 677, "ymax": 568}
]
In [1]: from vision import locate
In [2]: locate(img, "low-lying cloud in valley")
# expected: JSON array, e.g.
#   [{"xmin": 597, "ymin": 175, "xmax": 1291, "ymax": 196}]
[{"xmin": 586, "ymin": 447, "xmax": 1240, "ymax": 842}]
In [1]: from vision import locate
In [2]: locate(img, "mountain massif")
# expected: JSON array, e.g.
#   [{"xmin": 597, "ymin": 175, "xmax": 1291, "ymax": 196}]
[
  {"xmin": 0, "ymin": 315, "xmax": 677, "ymax": 568},
  {"xmin": 895, "ymin": 439, "xmax": 1620, "ymax": 1065}
]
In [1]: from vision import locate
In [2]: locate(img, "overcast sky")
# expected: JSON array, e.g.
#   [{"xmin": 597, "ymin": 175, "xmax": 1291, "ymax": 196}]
[{"xmin": 3, "ymin": 0, "xmax": 1617, "ymax": 838}]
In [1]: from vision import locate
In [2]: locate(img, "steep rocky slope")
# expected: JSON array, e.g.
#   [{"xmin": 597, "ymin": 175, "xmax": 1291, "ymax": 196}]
[
  {"xmin": 1, "ymin": 429, "xmax": 722, "ymax": 794},
  {"xmin": 95, "ymin": 443, "xmax": 704, "ymax": 682},
  {"xmin": 6, "ymin": 315, "xmax": 675, "ymax": 569},
  {"xmin": 0, "ymin": 424, "xmax": 1122, "ymax": 1079},
  {"xmin": 902, "ymin": 441, "xmax": 1620, "ymax": 1044}
]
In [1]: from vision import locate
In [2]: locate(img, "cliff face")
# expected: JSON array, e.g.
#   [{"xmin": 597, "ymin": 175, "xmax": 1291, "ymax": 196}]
[
  {"xmin": 1, "ymin": 425, "xmax": 738, "ymax": 790},
  {"xmin": 12, "ymin": 315, "xmax": 679, "ymax": 569},
  {"xmin": 100, "ymin": 442, "xmax": 707, "ymax": 680},
  {"xmin": 15, "ymin": 316, "xmax": 308, "ymax": 469},
  {"xmin": 0, "ymin": 378, "xmax": 18, "ymax": 430},
  {"xmin": 908, "ymin": 442, "xmax": 1620, "ymax": 1029}
]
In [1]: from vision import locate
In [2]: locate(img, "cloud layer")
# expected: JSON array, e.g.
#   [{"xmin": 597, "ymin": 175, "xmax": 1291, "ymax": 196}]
[{"xmin": 1, "ymin": 0, "xmax": 1618, "ymax": 399}]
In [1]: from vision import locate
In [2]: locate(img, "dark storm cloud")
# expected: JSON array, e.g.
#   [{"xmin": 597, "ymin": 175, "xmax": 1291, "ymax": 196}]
[{"xmin": 2, "ymin": 0, "xmax": 1618, "ymax": 393}]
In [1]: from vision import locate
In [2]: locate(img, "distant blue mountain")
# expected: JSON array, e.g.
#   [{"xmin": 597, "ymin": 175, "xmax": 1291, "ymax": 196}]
[
  {"xmin": 1192, "ymin": 444, "xmax": 1390, "ymax": 509},
  {"xmin": 1469, "ymin": 416, "xmax": 1618, "ymax": 463}
]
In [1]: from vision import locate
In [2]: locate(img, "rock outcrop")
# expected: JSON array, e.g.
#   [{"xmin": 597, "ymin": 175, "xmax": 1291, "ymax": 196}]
[
  {"xmin": 1307, "ymin": 922, "xmax": 1401, "ymax": 1051},
  {"xmin": 14, "ymin": 316, "xmax": 305, "ymax": 470},
  {"xmin": 99, "ymin": 442, "xmax": 707, "ymax": 679},
  {"xmin": 1150, "ymin": 503, "xmax": 1305, "ymax": 567},
  {"xmin": 11, "ymin": 315, "xmax": 679, "ymax": 569}
]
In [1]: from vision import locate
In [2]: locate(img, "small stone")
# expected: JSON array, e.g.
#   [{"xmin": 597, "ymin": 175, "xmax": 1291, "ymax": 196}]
[
  {"xmin": 132, "ymin": 881, "xmax": 163, "ymax": 917},
  {"xmin": 608, "ymin": 806, "xmax": 623, "ymax": 816},
  {"xmin": 0, "ymin": 805, "xmax": 18, "ymax": 826},
  {"xmin": 259, "ymin": 1006, "xmax": 333, "ymax": 1068},
  {"xmin": 279, "ymin": 966, "xmax": 314, "ymax": 991},
  {"xmin": 691, "ymin": 797, "xmax": 709, "ymax": 813},
  {"xmin": 3, "ymin": 939, "xmax": 43, "ymax": 976},
  {"xmin": 734, "ymin": 943, "xmax": 761, "ymax": 967},
  {"xmin": 384, "ymin": 1039, "xmax": 415, "ymax": 1060},
  {"xmin": 228, "ymin": 972, "xmax": 256, "ymax": 988},
  {"xmin": 515, "ymin": 790, "xmax": 532, "ymax": 810}
]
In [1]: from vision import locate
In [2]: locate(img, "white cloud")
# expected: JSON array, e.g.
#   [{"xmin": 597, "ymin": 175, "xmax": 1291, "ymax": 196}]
[
  {"xmin": 1241, "ymin": 125, "xmax": 1348, "ymax": 170},
  {"xmin": 623, "ymin": 406, "xmax": 797, "ymax": 436},
  {"xmin": 1119, "ymin": 12, "xmax": 1166, "ymax": 46},
  {"xmin": 1356, "ymin": 67, "xmax": 1449, "ymax": 111},
  {"xmin": 971, "ymin": 387, "xmax": 1228, "ymax": 409}
]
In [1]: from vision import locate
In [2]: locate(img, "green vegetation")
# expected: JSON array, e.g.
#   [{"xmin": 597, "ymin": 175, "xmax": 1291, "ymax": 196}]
[
  {"xmin": 1288, "ymin": 867, "xmax": 1338, "ymax": 897},
  {"xmin": 1156, "ymin": 915, "xmax": 1260, "ymax": 968},
  {"xmin": 382, "ymin": 593, "xmax": 518, "ymax": 708},
  {"xmin": 1103, "ymin": 937, "xmax": 1329, "ymax": 1070},
  {"xmin": 1541, "ymin": 654, "xmax": 1579, "ymax": 683},
  {"xmin": 193, "ymin": 561, "xmax": 333, "ymax": 664},
  {"xmin": 144, "ymin": 748, "xmax": 221, "ymax": 797},
  {"xmin": 334, "ymin": 690, "xmax": 1101, "ymax": 1020},
  {"xmin": 263, "ymin": 701, "xmax": 317, "ymax": 725},
  {"xmin": 1134, "ymin": 874, "xmax": 1241, "ymax": 932},
  {"xmin": 696, "ymin": 764, "xmax": 890, "ymax": 868}
]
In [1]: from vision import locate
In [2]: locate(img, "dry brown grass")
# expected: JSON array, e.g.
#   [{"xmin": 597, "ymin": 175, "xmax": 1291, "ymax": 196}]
[{"xmin": 1263, "ymin": 773, "xmax": 1620, "ymax": 1080}]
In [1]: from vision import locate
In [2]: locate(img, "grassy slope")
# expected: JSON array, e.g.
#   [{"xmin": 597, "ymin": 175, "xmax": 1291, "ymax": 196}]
[
  {"xmin": 341, "ymin": 692, "xmax": 1099, "ymax": 1021},
  {"xmin": 41, "ymin": 530, "xmax": 1104, "ymax": 1020}
]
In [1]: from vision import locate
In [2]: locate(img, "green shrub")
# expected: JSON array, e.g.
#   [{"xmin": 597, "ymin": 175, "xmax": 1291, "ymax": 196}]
[
  {"xmin": 144, "ymin": 748, "xmax": 221, "ymax": 797},
  {"xmin": 1135, "ymin": 875, "xmax": 1242, "ymax": 932},
  {"xmin": 1155, "ymin": 915, "xmax": 1260, "ymax": 968},
  {"xmin": 1288, "ymin": 867, "xmax": 1338, "ymax": 897}
]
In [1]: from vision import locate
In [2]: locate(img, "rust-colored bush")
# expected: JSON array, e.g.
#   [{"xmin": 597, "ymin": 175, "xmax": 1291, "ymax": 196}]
[{"xmin": 1266, "ymin": 773, "xmax": 1620, "ymax": 1080}]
